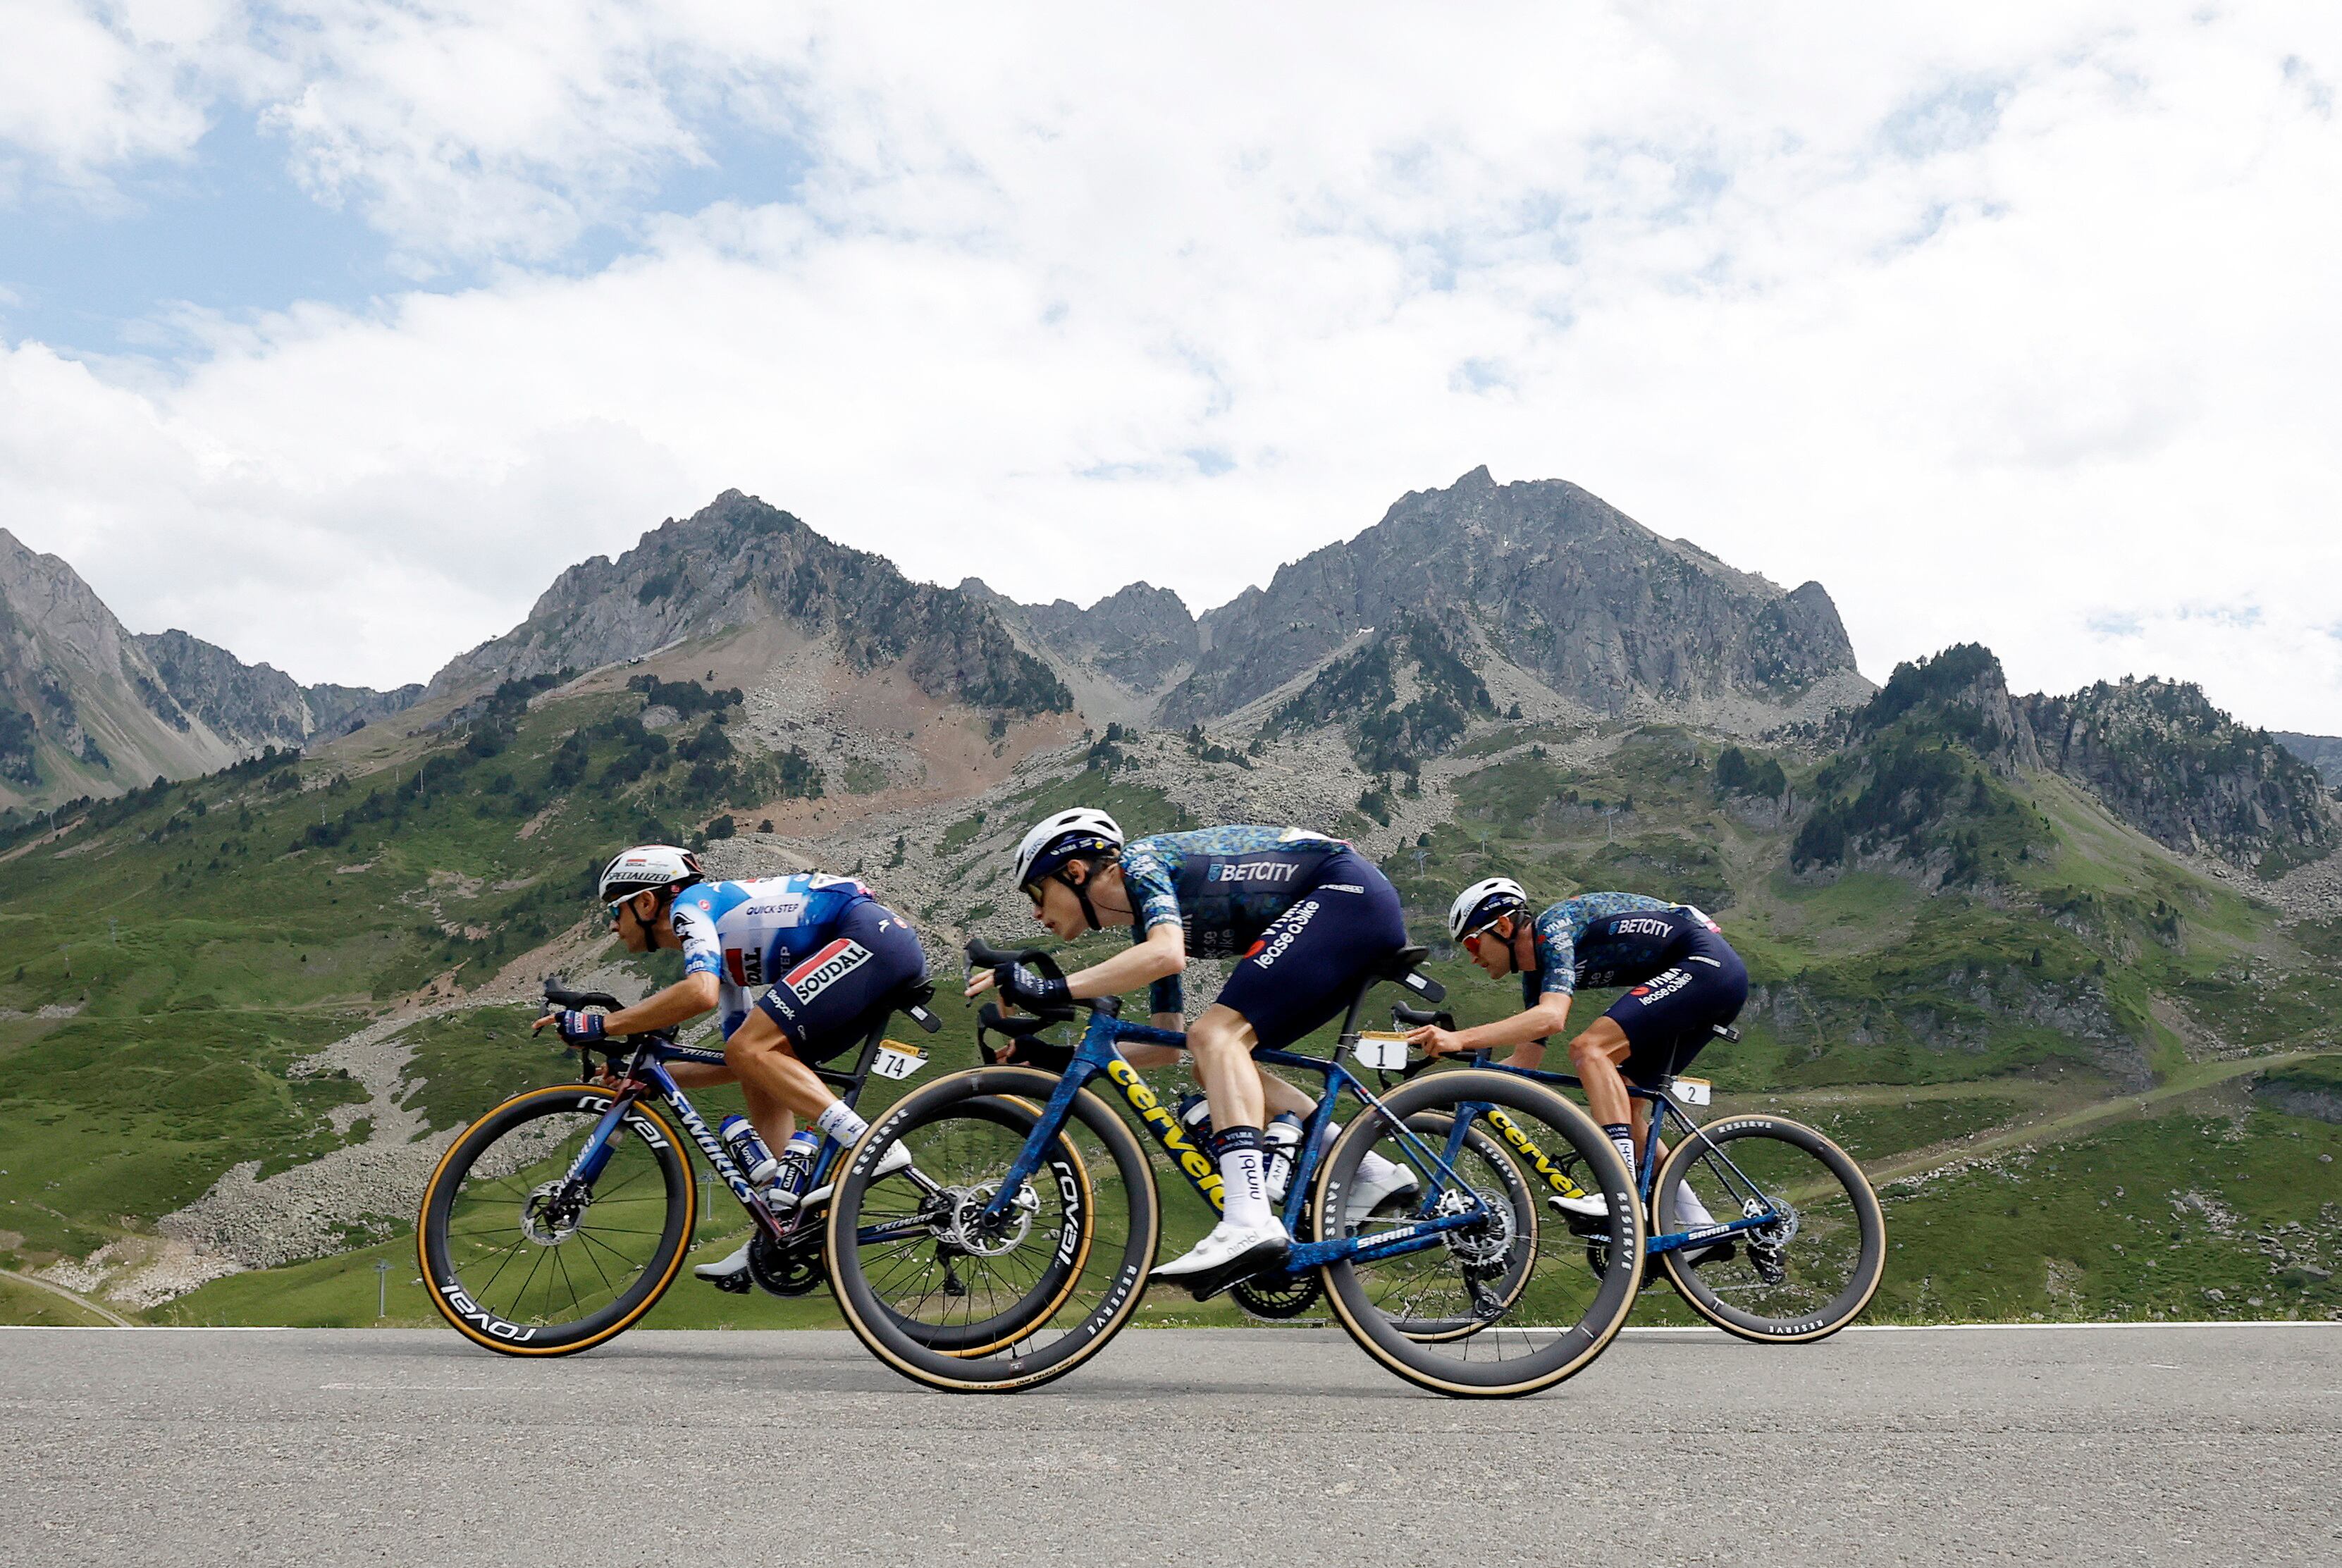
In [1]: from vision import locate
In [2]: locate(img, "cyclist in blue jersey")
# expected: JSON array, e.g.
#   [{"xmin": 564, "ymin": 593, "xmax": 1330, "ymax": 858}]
[
  {"xmin": 1405, "ymin": 876, "xmax": 1748, "ymax": 1241},
  {"xmin": 966, "ymin": 810, "xmax": 1420, "ymax": 1297},
  {"xmin": 534, "ymin": 844, "xmax": 925, "ymax": 1290}
]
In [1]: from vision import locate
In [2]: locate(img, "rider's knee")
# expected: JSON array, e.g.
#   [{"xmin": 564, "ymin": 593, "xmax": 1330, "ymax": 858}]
[
  {"xmin": 1185, "ymin": 1014, "xmax": 1241, "ymax": 1058},
  {"xmin": 1566, "ymin": 1032, "xmax": 1611, "ymax": 1073}
]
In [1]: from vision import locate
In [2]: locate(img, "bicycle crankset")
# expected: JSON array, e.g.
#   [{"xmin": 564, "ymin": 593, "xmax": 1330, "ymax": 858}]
[
  {"xmin": 748, "ymin": 1230, "xmax": 828, "ymax": 1297},
  {"xmin": 1231, "ymin": 1271, "xmax": 1323, "ymax": 1321}
]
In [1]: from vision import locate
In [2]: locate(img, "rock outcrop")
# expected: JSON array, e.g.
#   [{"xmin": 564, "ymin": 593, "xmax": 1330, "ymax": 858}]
[
  {"xmin": 1801, "ymin": 643, "xmax": 2338, "ymax": 878},
  {"xmin": 2276, "ymin": 733, "xmax": 2342, "ymax": 790},
  {"xmin": 2028, "ymin": 679, "xmax": 2337, "ymax": 872}
]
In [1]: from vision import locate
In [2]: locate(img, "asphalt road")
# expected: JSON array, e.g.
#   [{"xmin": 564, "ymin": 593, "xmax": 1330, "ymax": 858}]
[{"xmin": 1, "ymin": 1324, "xmax": 2334, "ymax": 1567}]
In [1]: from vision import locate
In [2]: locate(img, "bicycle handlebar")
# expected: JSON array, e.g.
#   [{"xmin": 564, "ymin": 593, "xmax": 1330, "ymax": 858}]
[
  {"xmin": 543, "ymin": 980, "xmax": 622, "ymax": 1012},
  {"xmin": 965, "ymin": 937, "xmax": 1064, "ymax": 980},
  {"xmin": 1390, "ymin": 1002, "xmax": 1457, "ymax": 1032}
]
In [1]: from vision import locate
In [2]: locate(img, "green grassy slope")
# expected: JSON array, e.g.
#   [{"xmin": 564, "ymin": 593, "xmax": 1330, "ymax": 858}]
[{"xmin": 4, "ymin": 665, "xmax": 2339, "ymax": 1328}]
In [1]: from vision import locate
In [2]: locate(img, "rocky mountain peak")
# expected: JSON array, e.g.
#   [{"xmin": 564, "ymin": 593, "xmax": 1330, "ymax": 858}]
[
  {"xmin": 426, "ymin": 491, "xmax": 1070, "ymax": 717},
  {"xmin": 1157, "ymin": 469, "xmax": 1861, "ymax": 727}
]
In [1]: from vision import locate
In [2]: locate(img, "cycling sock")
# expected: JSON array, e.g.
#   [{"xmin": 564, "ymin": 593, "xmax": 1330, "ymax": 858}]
[
  {"xmin": 815, "ymin": 1101, "xmax": 870, "ymax": 1147},
  {"xmin": 1357, "ymin": 1148, "xmax": 1406, "ymax": 1185},
  {"xmin": 1212, "ymin": 1126, "xmax": 1271, "ymax": 1228},
  {"xmin": 1603, "ymin": 1123, "xmax": 1637, "ymax": 1174}
]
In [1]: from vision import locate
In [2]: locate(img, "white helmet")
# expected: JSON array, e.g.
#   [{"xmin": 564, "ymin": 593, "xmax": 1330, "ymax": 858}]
[
  {"xmin": 598, "ymin": 844, "xmax": 705, "ymax": 906},
  {"xmin": 1012, "ymin": 808, "xmax": 1124, "ymax": 891},
  {"xmin": 1448, "ymin": 876, "xmax": 1529, "ymax": 942}
]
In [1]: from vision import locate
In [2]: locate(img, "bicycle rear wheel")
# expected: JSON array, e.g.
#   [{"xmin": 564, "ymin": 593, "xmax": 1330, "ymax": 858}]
[
  {"xmin": 1653, "ymin": 1113, "xmax": 1885, "ymax": 1342},
  {"xmin": 1384, "ymin": 1111, "xmax": 1536, "ymax": 1344},
  {"xmin": 828, "ymin": 1067, "xmax": 1157, "ymax": 1393},
  {"xmin": 419, "ymin": 1084, "xmax": 694, "ymax": 1355},
  {"xmin": 1314, "ymin": 1070, "xmax": 1641, "ymax": 1397}
]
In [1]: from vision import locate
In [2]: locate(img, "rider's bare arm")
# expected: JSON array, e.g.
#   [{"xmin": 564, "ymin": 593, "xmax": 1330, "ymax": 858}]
[
  {"xmin": 1405, "ymin": 994, "xmax": 1573, "ymax": 1068},
  {"xmin": 534, "ymin": 972, "xmax": 719, "ymax": 1038}
]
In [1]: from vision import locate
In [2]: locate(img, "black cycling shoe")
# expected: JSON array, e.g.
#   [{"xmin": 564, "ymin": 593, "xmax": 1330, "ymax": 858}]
[{"xmin": 1679, "ymin": 1239, "xmax": 1737, "ymax": 1270}]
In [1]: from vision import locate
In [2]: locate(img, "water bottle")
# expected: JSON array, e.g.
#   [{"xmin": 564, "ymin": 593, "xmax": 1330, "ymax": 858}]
[
  {"xmin": 1262, "ymin": 1113, "xmax": 1305, "ymax": 1203},
  {"xmin": 771, "ymin": 1130, "xmax": 822, "ymax": 1202},
  {"xmin": 1176, "ymin": 1092, "xmax": 1214, "ymax": 1148},
  {"xmin": 718, "ymin": 1115, "xmax": 780, "ymax": 1186}
]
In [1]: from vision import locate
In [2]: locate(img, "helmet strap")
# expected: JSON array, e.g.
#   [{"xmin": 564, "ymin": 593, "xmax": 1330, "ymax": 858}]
[{"xmin": 1057, "ymin": 865, "xmax": 1103, "ymax": 932}]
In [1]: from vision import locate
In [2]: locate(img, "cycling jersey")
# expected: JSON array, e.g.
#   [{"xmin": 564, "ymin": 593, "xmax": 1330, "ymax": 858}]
[
  {"xmin": 1118, "ymin": 826, "xmax": 1407, "ymax": 1049},
  {"xmin": 666, "ymin": 873, "xmax": 916, "ymax": 1042},
  {"xmin": 1520, "ymin": 894, "xmax": 1722, "ymax": 1002},
  {"xmin": 1120, "ymin": 826, "xmax": 1353, "ymax": 1014},
  {"xmin": 1520, "ymin": 894, "xmax": 1746, "ymax": 1080}
]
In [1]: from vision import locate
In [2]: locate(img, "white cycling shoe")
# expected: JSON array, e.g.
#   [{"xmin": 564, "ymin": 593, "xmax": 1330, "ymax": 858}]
[
  {"xmin": 694, "ymin": 1241, "xmax": 756, "ymax": 1293},
  {"xmin": 1344, "ymin": 1162, "xmax": 1421, "ymax": 1227},
  {"xmin": 1547, "ymin": 1190, "xmax": 1610, "ymax": 1221},
  {"xmin": 771, "ymin": 1137, "xmax": 914, "ymax": 1213},
  {"xmin": 1152, "ymin": 1218, "xmax": 1291, "ymax": 1300}
]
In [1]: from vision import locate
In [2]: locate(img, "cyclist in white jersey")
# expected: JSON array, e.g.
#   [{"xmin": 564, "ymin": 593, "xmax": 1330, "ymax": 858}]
[{"xmin": 534, "ymin": 845, "xmax": 925, "ymax": 1288}]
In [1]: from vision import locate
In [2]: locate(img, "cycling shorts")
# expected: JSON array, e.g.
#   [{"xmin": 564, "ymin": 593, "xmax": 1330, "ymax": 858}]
[
  {"xmin": 753, "ymin": 900, "xmax": 928, "ymax": 1063},
  {"xmin": 1599, "ymin": 923, "xmax": 1748, "ymax": 1082},
  {"xmin": 1214, "ymin": 849, "xmax": 1409, "ymax": 1052}
]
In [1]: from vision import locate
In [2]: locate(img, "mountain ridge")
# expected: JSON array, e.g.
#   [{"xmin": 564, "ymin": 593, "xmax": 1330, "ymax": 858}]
[{"xmin": 0, "ymin": 530, "xmax": 417, "ymax": 811}]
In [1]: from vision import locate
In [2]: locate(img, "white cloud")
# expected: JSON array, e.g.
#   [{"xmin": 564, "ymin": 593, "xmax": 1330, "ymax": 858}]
[{"xmin": 2, "ymin": 3, "xmax": 2341, "ymax": 731}]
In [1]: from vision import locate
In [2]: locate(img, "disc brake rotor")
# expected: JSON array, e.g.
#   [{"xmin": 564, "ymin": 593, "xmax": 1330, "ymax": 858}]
[
  {"xmin": 936, "ymin": 1180, "xmax": 1041, "ymax": 1258},
  {"xmin": 1436, "ymin": 1185, "xmax": 1517, "ymax": 1270},
  {"xmin": 520, "ymin": 1180, "xmax": 586, "ymax": 1245}
]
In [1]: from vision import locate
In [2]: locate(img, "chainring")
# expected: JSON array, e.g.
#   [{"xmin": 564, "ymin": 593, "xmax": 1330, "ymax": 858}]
[
  {"xmin": 748, "ymin": 1231, "xmax": 828, "ymax": 1297},
  {"xmin": 1231, "ymin": 1271, "xmax": 1323, "ymax": 1321}
]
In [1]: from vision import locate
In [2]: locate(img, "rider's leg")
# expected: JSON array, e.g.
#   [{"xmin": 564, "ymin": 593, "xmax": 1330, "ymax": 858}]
[
  {"xmin": 1125, "ymin": 1041, "xmax": 1312, "ymax": 1120},
  {"xmin": 1188, "ymin": 1004, "xmax": 1266, "ymax": 1131},
  {"xmin": 1567, "ymin": 1017, "xmax": 1639, "ymax": 1171},
  {"xmin": 664, "ymin": 1058, "xmax": 797, "ymax": 1152}
]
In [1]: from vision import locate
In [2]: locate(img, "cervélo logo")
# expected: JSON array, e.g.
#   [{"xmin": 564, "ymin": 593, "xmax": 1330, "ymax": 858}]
[{"xmin": 784, "ymin": 939, "xmax": 871, "ymax": 1004}]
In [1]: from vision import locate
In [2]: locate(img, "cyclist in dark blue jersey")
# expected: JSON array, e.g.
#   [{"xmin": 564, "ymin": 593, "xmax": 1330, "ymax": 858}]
[
  {"xmin": 534, "ymin": 844, "xmax": 924, "ymax": 1288},
  {"xmin": 1405, "ymin": 877, "xmax": 1748, "ymax": 1236},
  {"xmin": 966, "ymin": 810, "xmax": 1417, "ymax": 1295}
]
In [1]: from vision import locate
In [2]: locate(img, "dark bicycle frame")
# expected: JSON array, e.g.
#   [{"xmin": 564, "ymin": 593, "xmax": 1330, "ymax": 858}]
[
  {"xmin": 1409, "ymin": 1020, "xmax": 1787, "ymax": 1260},
  {"xmin": 556, "ymin": 984, "xmax": 943, "ymax": 1251},
  {"xmin": 952, "ymin": 968, "xmax": 1526, "ymax": 1279}
]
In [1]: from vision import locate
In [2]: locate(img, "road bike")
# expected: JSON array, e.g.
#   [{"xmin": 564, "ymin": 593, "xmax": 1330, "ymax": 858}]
[
  {"xmin": 417, "ymin": 976, "xmax": 1090, "ymax": 1356},
  {"xmin": 1391, "ymin": 1001, "xmax": 1886, "ymax": 1342},
  {"xmin": 823, "ymin": 940, "xmax": 1646, "ymax": 1397}
]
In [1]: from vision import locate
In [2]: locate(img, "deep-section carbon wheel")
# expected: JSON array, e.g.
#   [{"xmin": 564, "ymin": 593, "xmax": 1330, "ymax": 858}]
[
  {"xmin": 419, "ymin": 1084, "xmax": 694, "ymax": 1356},
  {"xmin": 829, "ymin": 1068, "xmax": 1156, "ymax": 1392},
  {"xmin": 1653, "ymin": 1112, "xmax": 1885, "ymax": 1343},
  {"xmin": 1314, "ymin": 1070, "xmax": 1642, "ymax": 1397}
]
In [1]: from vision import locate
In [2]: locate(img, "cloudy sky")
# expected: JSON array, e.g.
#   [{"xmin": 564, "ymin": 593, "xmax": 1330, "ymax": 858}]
[{"xmin": 2, "ymin": 4, "xmax": 2338, "ymax": 730}]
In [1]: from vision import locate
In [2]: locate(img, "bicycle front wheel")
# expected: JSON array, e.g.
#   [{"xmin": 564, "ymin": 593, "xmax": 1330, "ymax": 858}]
[
  {"xmin": 418, "ymin": 1084, "xmax": 694, "ymax": 1355},
  {"xmin": 1653, "ymin": 1113, "xmax": 1885, "ymax": 1342},
  {"xmin": 828, "ymin": 1067, "xmax": 1157, "ymax": 1393},
  {"xmin": 1314, "ymin": 1070, "xmax": 1642, "ymax": 1397}
]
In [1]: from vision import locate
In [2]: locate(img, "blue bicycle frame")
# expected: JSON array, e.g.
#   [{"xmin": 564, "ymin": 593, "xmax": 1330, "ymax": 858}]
[
  {"xmin": 1440, "ymin": 1049, "xmax": 1786, "ymax": 1259},
  {"xmin": 974, "ymin": 1002, "xmax": 1502, "ymax": 1275}
]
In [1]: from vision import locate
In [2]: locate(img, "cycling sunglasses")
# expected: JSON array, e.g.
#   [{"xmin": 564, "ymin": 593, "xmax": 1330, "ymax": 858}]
[{"xmin": 1460, "ymin": 915, "xmax": 1514, "ymax": 956}]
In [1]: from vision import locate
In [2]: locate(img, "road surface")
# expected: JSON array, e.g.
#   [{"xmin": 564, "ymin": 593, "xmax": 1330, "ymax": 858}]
[{"xmin": 1, "ymin": 1324, "xmax": 2334, "ymax": 1567}]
